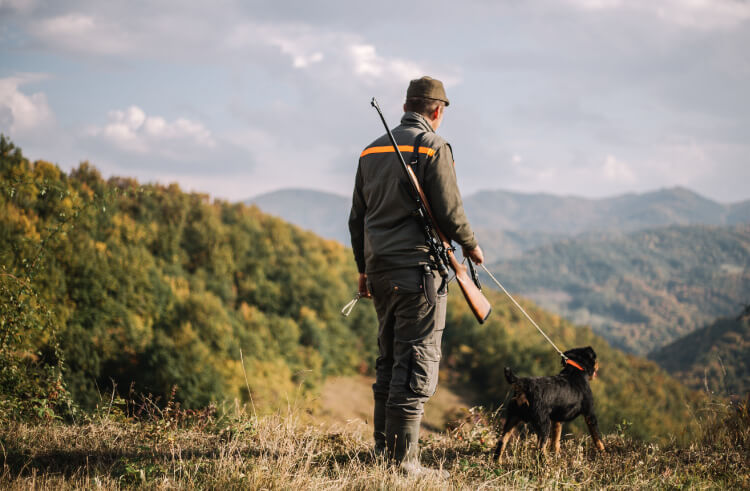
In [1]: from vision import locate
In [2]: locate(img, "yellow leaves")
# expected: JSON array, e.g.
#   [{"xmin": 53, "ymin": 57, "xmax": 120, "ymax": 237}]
[
  {"xmin": 79, "ymin": 182, "xmax": 95, "ymax": 199},
  {"xmin": 128, "ymin": 314, "xmax": 154, "ymax": 352},
  {"xmin": 109, "ymin": 213, "xmax": 156, "ymax": 244},
  {"xmin": 243, "ymin": 358, "xmax": 297, "ymax": 411},
  {"xmin": 168, "ymin": 276, "xmax": 190, "ymax": 301},
  {"xmin": 32, "ymin": 160, "xmax": 62, "ymax": 180},
  {"xmin": 1, "ymin": 206, "xmax": 41, "ymax": 242},
  {"xmin": 238, "ymin": 302, "xmax": 258, "ymax": 322},
  {"xmin": 95, "ymin": 241, "xmax": 108, "ymax": 254},
  {"xmin": 299, "ymin": 306, "xmax": 319, "ymax": 323},
  {"xmin": 220, "ymin": 359, "xmax": 247, "ymax": 402}
]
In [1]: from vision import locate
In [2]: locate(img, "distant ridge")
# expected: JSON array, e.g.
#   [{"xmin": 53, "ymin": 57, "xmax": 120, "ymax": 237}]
[
  {"xmin": 650, "ymin": 309, "xmax": 750, "ymax": 396},
  {"xmin": 463, "ymin": 186, "xmax": 749, "ymax": 235},
  {"xmin": 487, "ymin": 224, "xmax": 750, "ymax": 354},
  {"xmin": 247, "ymin": 186, "xmax": 750, "ymax": 257},
  {"xmin": 247, "ymin": 189, "xmax": 351, "ymax": 244}
]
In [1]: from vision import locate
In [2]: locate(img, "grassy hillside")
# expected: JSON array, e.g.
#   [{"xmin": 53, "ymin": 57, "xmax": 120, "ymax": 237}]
[
  {"xmin": 487, "ymin": 225, "xmax": 750, "ymax": 354},
  {"xmin": 1, "ymin": 400, "xmax": 747, "ymax": 489},
  {"xmin": 650, "ymin": 308, "xmax": 750, "ymax": 396}
]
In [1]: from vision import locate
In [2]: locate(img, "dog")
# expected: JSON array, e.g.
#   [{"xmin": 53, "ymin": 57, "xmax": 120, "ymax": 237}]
[{"xmin": 493, "ymin": 347, "xmax": 605, "ymax": 461}]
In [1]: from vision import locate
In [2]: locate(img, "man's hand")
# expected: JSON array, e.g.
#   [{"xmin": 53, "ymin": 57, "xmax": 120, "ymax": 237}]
[
  {"xmin": 463, "ymin": 245, "xmax": 484, "ymax": 265},
  {"xmin": 358, "ymin": 273, "xmax": 372, "ymax": 298}
]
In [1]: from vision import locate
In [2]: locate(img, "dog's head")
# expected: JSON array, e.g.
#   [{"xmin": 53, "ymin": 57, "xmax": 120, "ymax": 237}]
[{"xmin": 562, "ymin": 346, "xmax": 599, "ymax": 379}]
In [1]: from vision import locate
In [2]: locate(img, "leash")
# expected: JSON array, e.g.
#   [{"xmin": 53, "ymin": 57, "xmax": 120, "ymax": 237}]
[
  {"xmin": 339, "ymin": 264, "xmax": 570, "ymax": 362},
  {"xmin": 479, "ymin": 263, "xmax": 568, "ymax": 361}
]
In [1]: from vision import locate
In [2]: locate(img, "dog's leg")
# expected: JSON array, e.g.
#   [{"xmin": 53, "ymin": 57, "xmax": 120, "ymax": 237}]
[
  {"xmin": 493, "ymin": 413, "xmax": 521, "ymax": 463},
  {"xmin": 585, "ymin": 414, "xmax": 605, "ymax": 452},
  {"xmin": 549, "ymin": 421, "xmax": 562, "ymax": 455},
  {"xmin": 530, "ymin": 418, "xmax": 551, "ymax": 458},
  {"xmin": 538, "ymin": 419, "xmax": 551, "ymax": 457}
]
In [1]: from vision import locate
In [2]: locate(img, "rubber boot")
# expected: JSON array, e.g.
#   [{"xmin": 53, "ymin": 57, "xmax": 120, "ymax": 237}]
[
  {"xmin": 386, "ymin": 416, "xmax": 449, "ymax": 479},
  {"xmin": 373, "ymin": 398, "xmax": 387, "ymax": 458}
]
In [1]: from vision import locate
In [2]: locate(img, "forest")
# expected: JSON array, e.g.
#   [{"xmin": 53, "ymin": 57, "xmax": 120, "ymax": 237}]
[{"xmin": 0, "ymin": 136, "xmax": 704, "ymax": 441}]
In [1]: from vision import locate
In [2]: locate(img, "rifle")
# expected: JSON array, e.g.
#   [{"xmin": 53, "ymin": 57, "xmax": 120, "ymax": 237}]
[{"xmin": 370, "ymin": 98, "xmax": 491, "ymax": 324}]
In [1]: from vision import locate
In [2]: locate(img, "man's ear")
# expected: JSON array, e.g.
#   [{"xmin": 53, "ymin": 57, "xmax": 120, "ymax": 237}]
[
  {"xmin": 432, "ymin": 106, "xmax": 442, "ymax": 120},
  {"xmin": 403, "ymin": 103, "xmax": 408, "ymax": 112}
]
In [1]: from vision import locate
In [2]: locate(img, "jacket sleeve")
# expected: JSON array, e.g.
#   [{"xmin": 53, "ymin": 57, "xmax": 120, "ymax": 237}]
[
  {"xmin": 422, "ymin": 144, "xmax": 478, "ymax": 250},
  {"xmin": 348, "ymin": 162, "xmax": 367, "ymax": 273}
]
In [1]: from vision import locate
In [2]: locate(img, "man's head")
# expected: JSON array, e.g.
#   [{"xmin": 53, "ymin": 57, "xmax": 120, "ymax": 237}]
[{"xmin": 403, "ymin": 76, "xmax": 449, "ymax": 131}]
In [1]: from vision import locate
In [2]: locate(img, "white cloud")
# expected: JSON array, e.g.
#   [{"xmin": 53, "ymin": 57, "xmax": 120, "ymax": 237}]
[
  {"xmin": 602, "ymin": 155, "xmax": 636, "ymax": 183},
  {"xmin": 30, "ymin": 13, "xmax": 134, "ymax": 55},
  {"xmin": 27, "ymin": 13, "xmax": 449, "ymax": 88},
  {"xmin": 0, "ymin": 73, "xmax": 54, "ymax": 135},
  {"xmin": 350, "ymin": 44, "xmax": 423, "ymax": 83},
  {"xmin": 224, "ymin": 126, "xmax": 349, "ymax": 198},
  {"xmin": 86, "ymin": 105, "xmax": 215, "ymax": 155}
]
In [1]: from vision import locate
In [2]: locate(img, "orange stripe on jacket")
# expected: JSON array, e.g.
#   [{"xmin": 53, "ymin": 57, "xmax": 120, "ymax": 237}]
[{"xmin": 360, "ymin": 145, "xmax": 436, "ymax": 158}]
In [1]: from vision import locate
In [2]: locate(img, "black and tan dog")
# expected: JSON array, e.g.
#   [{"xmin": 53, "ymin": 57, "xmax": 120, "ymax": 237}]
[{"xmin": 493, "ymin": 347, "xmax": 605, "ymax": 461}]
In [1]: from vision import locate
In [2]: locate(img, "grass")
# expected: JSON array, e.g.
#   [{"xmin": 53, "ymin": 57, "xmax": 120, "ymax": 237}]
[{"xmin": 1, "ymin": 396, "xmax": 748, "ymax": 490}]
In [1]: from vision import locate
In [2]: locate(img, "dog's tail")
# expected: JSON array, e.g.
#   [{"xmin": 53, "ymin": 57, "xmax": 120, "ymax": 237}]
[{"xmin": 504, "ymin": 367, "xmax": 517, "ymax": 384}]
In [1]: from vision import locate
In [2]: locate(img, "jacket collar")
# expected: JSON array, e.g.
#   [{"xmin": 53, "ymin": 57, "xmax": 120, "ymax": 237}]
[{"xmin": 400, "ymin": 112, "xmax": 435, "ymax": 134}]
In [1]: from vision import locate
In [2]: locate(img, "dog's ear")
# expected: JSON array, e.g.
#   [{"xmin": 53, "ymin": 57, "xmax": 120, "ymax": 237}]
[{"xmin": 584, "ymin": 346, "xmax": 596, "ymax": 360}]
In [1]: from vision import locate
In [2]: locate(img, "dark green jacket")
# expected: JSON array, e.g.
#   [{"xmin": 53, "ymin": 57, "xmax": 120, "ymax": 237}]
[{"xmin": 348, "ymin": 112, "xmax": 477, "ymax": 274}]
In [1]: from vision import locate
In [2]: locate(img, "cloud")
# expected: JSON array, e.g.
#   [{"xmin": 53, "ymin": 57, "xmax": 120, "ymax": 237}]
[
  {"xmin": 26, "ymin": 11, "xmax": 448, "ymax": 89},
  {"xmin": 0, "ymin": 0, "xmax": 35, "ymax": 13},
  {"xmin": 0, "ymin": 73, "xmax": 54, "ymax": 135},
  {"xmin": 85, "ymin": 105, "xmax": 215, "ymax": 157},
  {"xmin": 602, "ymin": 155, "xmax": 636, "ymax": 183},
  {"xmin": 563, "ymin": 0, "xmax": 750, "ymax": 29},
  {"xmin": 29, "ymin": 13, "xmax": 134, "ymax": 55},
  {"xmin": 349, "ymin": 44, "xmax": 423, "ymax": 83}
]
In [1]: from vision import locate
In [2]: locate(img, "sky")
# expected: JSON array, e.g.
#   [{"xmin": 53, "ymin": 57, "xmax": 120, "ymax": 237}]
[{"xmin": 1, "ymin": 0, "xmax": 749, "ymax": 203}]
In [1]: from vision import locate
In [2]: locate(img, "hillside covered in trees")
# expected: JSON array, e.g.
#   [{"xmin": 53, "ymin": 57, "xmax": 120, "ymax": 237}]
[
  {"xmin": 0, "ymin": 136, "xmax": 378, "ymax": 415},
  {"xmin": 1, "ymin": 137, "xmax": 702, "ymax": 441},
  {"xmin": 650, "ymin": 308, "xmax": 750, "ymax": 396},
  {"xmin": 487, "ymin": 225, "xmax": 750, "ymax": 354}
]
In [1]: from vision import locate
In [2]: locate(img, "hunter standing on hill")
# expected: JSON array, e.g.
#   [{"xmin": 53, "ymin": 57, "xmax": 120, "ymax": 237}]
[{"xmin": 348, "ymin": 76, "xmax": 483, "ymax": 477}]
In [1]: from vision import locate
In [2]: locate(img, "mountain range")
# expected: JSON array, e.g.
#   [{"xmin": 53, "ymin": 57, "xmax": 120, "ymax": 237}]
[
  {"xmin": 486, "ymin": 224, "xmax": 750, "ymax": 354},
  {"xmin": 248, "ymin": 187, "xmax": 750, "ymax": 260},
  {"xmin": 248, "ymin": 186, "xmax": 750, "ymax": 359}
]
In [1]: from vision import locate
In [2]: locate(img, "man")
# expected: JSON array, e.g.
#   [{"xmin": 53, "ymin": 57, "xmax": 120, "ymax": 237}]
[{"xmin": 348, "ymin": 76, "xmax": 483, "ymax": 477}]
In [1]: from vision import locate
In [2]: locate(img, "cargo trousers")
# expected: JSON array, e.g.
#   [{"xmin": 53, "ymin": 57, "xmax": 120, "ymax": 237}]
[{"xmin": 368, "ymin": 265, "xmax": 447, "ymax": 421}]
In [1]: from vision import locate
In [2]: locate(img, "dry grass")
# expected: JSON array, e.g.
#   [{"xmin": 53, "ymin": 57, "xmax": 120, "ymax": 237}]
[
  {"xmin": 1, "ymin": 398, "xmax": 747, "ymax": 490},
  {"xmin": 315, "ymin": 375, "xmax": 476, "ymax": 437}
]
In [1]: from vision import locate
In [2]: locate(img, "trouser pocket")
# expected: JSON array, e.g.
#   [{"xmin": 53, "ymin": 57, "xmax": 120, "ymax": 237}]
[{"xmin": 409, "ymin": 344, "xmax": 441, "ymax": 397}]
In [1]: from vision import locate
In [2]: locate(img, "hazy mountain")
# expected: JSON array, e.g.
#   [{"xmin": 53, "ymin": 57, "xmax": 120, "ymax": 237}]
[
  {"xmin": 485, "ymin": 225, "xmax": 750, "ymax": 355},
  {"xmin": 248, "ymin": 189, "xmax": 351, "ymax": 245},
  {"xmin": 650, "ymin": 308, "xmax": 750, "ymax": 396},
  {"xmin": 248, "ymin": 187, "xmax": 750, "ymax": 259},
  {"xmin": 463, "ymin": 187, "xmax": 748, "ymax": 235}
]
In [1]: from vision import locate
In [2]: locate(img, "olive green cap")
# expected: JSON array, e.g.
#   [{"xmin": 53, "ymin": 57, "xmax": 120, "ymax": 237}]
[{"xmin": 406, "ymin": 76, "xmax": 450, "ymax": 106}]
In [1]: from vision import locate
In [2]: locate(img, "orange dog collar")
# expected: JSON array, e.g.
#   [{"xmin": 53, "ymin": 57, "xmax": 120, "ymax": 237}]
[{"xmin": 565, "ymin": 359, "xmax": 585, "ymax": 371}]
